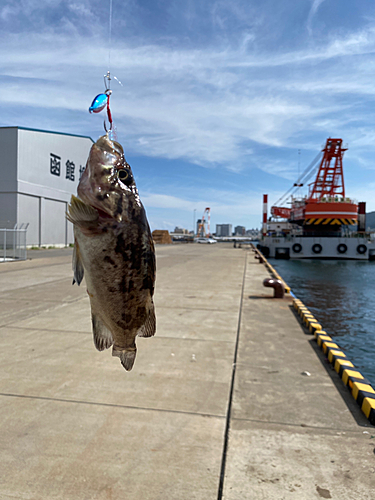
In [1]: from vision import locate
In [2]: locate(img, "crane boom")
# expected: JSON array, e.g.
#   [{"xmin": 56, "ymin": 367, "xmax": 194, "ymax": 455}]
[
  {"xmin": 308, "ymin": 138, "xmax": 346, "ymax": 201},
  {"xmin": 196, "ymin": 207, "xmax": 211, "ymax": 237}
]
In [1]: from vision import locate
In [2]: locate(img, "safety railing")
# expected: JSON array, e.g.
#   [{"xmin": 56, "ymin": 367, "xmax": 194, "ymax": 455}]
[{"xmin": 0, "ymin": 223, "xmax": 29, "ymax": 262}]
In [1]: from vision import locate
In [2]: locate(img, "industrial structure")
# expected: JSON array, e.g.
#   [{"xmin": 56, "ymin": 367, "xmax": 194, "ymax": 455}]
[
  {"xmin": 270, "ymin": 138, "xmax": 358, "ymax": 232},
  {"xmin": 0, "ymin": 127, "xmax": 93, "ymax": 246},
  {"xmin": 196, "ymin": 207, "xmax": 211, "ymax": 238},
  {"xmin": 260, "ymin": 138, "xmax": 375, "ymax": 260}
]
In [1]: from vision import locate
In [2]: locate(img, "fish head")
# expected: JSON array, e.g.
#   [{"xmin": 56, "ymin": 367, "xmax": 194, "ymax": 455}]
[{"xmin": 78, "ymin": 134, "xmax": 141, "ymax": 222}]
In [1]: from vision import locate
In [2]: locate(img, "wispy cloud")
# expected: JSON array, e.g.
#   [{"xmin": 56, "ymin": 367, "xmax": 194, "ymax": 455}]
[
  {"xmin": 1, "ymin": 1, "xmax": 375, "ymax": 226},
  {"xmin": 4, "ymin": 25, "xmax": 375, "ymax": 171},
  {"xmin": 307, "ymin": 0, "xmax": 327, "ymax": 35}
]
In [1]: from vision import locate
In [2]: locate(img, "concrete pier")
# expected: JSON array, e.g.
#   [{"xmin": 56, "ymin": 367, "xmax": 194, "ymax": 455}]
[{"xmin": 0, "ymin": 244, "xmax": 374, "ymax": 499}]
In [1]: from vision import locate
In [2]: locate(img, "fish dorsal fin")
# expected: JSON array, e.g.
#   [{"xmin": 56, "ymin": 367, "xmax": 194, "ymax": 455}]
[{"xmin": 66, "ymin": 195, "xmax": 98, "ymax": 225}]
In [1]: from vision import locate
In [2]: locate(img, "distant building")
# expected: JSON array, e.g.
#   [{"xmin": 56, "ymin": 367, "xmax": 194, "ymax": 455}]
[
  {"xmin": 216, "ymin": 224, "xmax": 232, "ymax": 237},
  {"xmin": 234, "ymin": 225, "xmax": 246, "ymax": 236},
  {"xmin": 173, "ymin": 226, "xmax": 189, "ymax": 234},
  {"xmin": 196, "ymin": 219, "xmax": 202, "ymax": 235},
  {"xmin": 0, "ymin": 126, "xmax": 93, "ymax": 246},
  {"xmin": 246, "ymin": 228, "xmax": 261, "ymax": 239},
  {"xmin": 245, "ymin": 228, "xmax": 259, "ymax": 235}
]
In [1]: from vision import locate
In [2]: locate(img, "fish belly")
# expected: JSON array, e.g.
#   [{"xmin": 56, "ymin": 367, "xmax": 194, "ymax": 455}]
[{"xmin": 74, "ymin": 225, "xmax": 155, "ymax": 370}]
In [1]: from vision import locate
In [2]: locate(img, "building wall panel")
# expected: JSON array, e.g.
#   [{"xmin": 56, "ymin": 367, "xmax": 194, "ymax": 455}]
[
  {"xmin": 42, "ymin": 199, "xmax": 67, "ymax": 246},
  {"xmin": 0, "ymin": 128, "xmax": 18, "ymax": 193},
  {"xmin": 17, "ymin": 128, "xmax": 92, "ymax": 202},
  {"xmin": 0, "ymin": 193, "xmax": 17, "ymax": 228},
  {"xmin": 17, "ymin": 194, "xmax": 40, "ymax": 246}
]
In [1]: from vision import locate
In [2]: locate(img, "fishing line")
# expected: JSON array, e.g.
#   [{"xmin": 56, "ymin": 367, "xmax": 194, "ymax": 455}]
[
  {"xmin": 88, "ymin": 0, "xmax": 119, "ymax": 136},
  {"xmin": 108, "ymin": 0, "xmax": 113, "ymax": 74}
]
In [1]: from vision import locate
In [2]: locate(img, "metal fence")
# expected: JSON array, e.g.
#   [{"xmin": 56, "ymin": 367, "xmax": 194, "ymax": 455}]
[{"xmin": 0, "ymin": 223, "xmax": 29, "ymax": 262}]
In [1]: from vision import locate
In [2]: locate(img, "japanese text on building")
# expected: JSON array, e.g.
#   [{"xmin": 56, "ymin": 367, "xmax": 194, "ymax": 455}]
[
  {"xmin": 65, "ymin": 160, "xmax": 75, "ymax": 181},
  {"xmin": 50, "ymin": 153, "xmax": 61, "ymax": 176}
]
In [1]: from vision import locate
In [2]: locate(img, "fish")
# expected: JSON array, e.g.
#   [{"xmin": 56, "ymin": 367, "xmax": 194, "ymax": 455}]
[{"xmin": 66, "ymin": 134, "xmax": 156, "ymax": 371}]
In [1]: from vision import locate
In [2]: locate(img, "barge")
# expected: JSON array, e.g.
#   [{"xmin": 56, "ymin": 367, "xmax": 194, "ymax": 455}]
[{"xmin": 258, "ymin": 138, "xmax": 375, "ymax": 260}]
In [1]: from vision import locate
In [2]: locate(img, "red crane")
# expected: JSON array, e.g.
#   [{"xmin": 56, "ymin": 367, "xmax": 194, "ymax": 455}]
[
  {"xmin": 308, "ymin": 138, "xmax": 346, "ymax": 201},
  {"xmin": 197, "ymin": 207, "xmax": 211, "ymax": 238},
  {"xmin": 270, "ymin": 137, "xmax": 352, "ymax": 223}
]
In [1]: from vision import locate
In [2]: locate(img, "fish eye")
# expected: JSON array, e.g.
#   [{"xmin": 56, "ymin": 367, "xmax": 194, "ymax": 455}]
[{"xmin": 117, "ymin": 168, "xmax": 133, "ymax": 185}]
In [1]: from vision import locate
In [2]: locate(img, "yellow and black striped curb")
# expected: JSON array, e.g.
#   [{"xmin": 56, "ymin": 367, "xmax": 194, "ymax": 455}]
[
  {"xmin": 293, "ymin": 297, "xmax": 375, "ymax": 426},
  {"xmin": 251, "ymin": 246, "xmax": 291, "ymax": 293}
]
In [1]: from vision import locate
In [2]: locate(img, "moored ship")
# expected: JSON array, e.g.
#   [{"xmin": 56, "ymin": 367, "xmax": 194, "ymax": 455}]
[{"xmin": 258, "ymin": 138, "xmax": 375, "ymax": 260}]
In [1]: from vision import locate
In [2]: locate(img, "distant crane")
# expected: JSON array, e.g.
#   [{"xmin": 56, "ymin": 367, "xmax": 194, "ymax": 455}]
[
  {"xmin": 269, "ymin": 137, "xmax": 357, "ymax": 231},
  {"xmin": 196, "ymin": 207, "xmax": 211, "ymax": 238},
  {"xmin": 271, "ymin": 137, "xmax": 347, "ymax": 218}
]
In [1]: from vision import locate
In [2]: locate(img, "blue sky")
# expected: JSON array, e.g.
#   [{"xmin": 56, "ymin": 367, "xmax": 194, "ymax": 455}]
[{"xmin": 1, "ymin": 0, "xmax": 375, "ymax": 232}]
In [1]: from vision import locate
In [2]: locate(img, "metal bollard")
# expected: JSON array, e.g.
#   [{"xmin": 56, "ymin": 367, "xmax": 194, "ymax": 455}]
[
  {"xmin": 254, "ymin": 252, "xmax": 264, "ymax": 263},
  {"xmin": 263, "ymin": 278, "xmax": 284, "ymax": 298}
]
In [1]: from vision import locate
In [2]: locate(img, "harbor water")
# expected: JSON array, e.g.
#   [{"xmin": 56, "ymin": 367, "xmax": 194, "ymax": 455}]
[{"xmin": 272, "ymin": 258, "xmax": 375, "ymax": 386}]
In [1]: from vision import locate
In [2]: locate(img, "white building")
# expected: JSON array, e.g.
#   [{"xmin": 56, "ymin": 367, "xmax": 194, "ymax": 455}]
[
  {"xmin": 234, "ymin": 225, "xmax": 246, "ymax": 236},
  {"xmin": 174, "ymin": 226, "xmax": 189, "ymax": 234},
  {"xmin": 216, "ymin": 224, "xmax": 232, "ymax": 237},
  {"xmin": 0, "ymin": 126, "xmax": 93, "ymax": 246}
]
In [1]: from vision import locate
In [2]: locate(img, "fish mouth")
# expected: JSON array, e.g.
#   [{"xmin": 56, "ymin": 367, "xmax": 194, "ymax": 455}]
[
  {"xmin": 77, "ymin": 134, "xmax": 130, "ymax": 221},
  {"xmin": 95, "ymin": 134, "xmax": 124, "ymax": 161}
]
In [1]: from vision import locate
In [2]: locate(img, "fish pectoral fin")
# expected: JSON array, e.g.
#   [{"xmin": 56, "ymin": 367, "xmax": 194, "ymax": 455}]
[
  {"xmin": 92, "ymin": 315, "xmax": 113, "ymax": 351},
  {"xmin": 66, "ymin": 195, "xmax": 98, "ymax": 227},
  {"xmin": 137, "ymin": 303, "xmax": 156, "ymax": 338},
  {"xmin": 72, "ymin": 240, "xmax": 84, "ymax": 286},
  {"xmin": 112, "ymin": 346, "xmax": 137, "ymax": 371}
]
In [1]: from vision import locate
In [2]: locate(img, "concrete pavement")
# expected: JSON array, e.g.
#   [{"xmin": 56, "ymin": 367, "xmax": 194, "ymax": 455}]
[{"xmin": 0, "ymin": 244, "xmax": 374, "ymax": 499}]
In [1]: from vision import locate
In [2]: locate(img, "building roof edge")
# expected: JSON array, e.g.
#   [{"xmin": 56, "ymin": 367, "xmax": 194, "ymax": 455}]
[{"xmin": 0, "ymin": 126, "xmax": 94, "ymax": 143}]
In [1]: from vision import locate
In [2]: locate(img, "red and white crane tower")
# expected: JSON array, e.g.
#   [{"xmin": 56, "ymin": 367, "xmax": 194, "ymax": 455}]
[
  {"xmin": 196, "ymin": 207, "xmax": 211, "ymax": 238},
  {"xmin": 269, "ymin": 138, "xmax": 358, "ymax": 229}
]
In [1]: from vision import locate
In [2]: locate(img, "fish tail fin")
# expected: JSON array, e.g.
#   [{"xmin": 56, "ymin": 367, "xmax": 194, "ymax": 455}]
[
  {"xmin": 137, "ymin": 302, "xmax": 156, "ymax": 338},
  {"xmin": 112, "ymin": 346, "xmax": 137, "ymax": 371},
  {"xmin": 92, "ymin": 315, "xmax": 113, "ymax": 351}
]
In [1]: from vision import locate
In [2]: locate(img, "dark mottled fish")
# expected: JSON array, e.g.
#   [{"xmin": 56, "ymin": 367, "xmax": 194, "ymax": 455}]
[{"xmin": 66, "ymin": 134, "xmax": 156, "ymax": 371}]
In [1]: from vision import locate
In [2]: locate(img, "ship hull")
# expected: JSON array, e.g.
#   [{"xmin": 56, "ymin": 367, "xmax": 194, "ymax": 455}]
[{"xmin": 259, "ymin": 236, "xmax": 375, "ymax": 260}]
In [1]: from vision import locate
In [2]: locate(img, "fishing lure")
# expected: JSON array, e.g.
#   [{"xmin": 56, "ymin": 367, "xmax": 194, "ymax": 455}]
[
  {"xmin": 89, "ymin": 93, "xmax": 108, "ymax": 114},
  {"xmin": 89, "ymin": 72, "xmax": 113, "ymax": 131}
]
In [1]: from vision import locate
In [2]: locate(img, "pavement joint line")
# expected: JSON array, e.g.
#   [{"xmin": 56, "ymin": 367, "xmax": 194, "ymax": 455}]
[
  {"xmin": 154, "ymin": 335, "xmax": 235, "ymax": 343},
  {"xmin": 0, "ymin": 276, "xmax": 75, "ymax": 294},
  {"xmin": 0, "ymin": 298, "xmax": 84, "ymax": 304},
  {"xmin": 0, "ymin": 298, "xmax": 88, "ymax": 328},
  {"xmin": 217, "ymin": 250, "xmax": 248, "ymax": 500},
  {"xmin": 0, "ymin": 260, "xmax": 73, "ymax": 274},
  {"xmin": 2, "ymin": 325, "xmax": 237, "ymax": 343},
  {"xmin": 231, "ymin": 416, "xmax": 374, "ymax": 432},
  {"xmin": 155, "ymin": 306, "xmax": 233, "ymax": 312},
  {"xmin": 0, "ymin": 392, "xmax": 226, "ymax": 420}
]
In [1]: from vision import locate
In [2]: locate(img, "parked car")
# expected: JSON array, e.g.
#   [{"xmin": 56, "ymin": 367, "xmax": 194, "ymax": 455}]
[{"xmin": 195, "ymin": 238, "xmax": 217, "ymax": 244}]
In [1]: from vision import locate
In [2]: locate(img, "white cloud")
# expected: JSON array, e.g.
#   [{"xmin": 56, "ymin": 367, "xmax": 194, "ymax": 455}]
[
  {"xmin": 2, "ymin": 7, "xmax": 375, "ymax": 183},
  {"xmin": 307, "ymin": 0, "xmax": 327, "ymax": 35}
]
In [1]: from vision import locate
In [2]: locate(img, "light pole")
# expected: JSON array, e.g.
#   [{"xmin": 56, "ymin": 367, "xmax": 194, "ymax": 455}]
[{"xmin": 193, "ymin": 209, "xmax": 196, "ymax": 236}]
